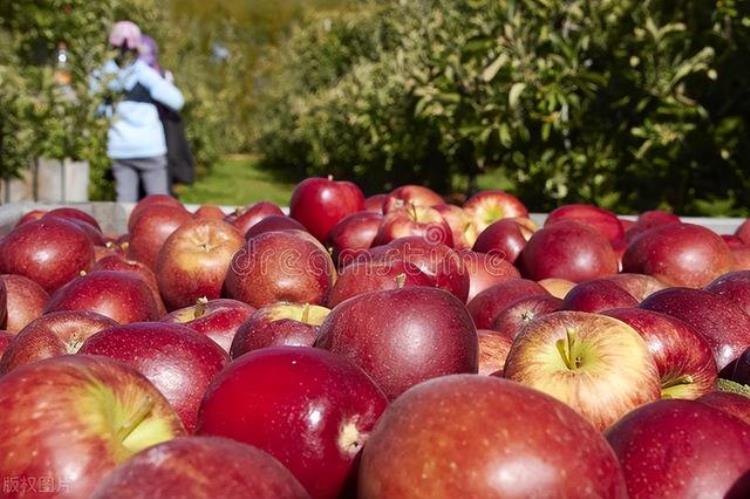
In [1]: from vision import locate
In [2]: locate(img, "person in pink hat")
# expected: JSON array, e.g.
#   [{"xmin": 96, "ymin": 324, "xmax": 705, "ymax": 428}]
[{"xmin": 90, "ymin": 21, "xmax": 184, "ymax": 202}]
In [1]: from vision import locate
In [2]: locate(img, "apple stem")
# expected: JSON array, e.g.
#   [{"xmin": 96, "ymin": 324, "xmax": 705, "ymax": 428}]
[
  {"xmin": 194, "ymin": 297, "xmax": 209, "ymax": 319},
  {"xmin": 556, "ymin": 329, "xmax": 580, "ymax": 371},
  {"xmin": 117, "ymin": 395, "xmax": 155, "ymax": 443},
  {"xmin": 395, "ymin": 273, "xmax": 407, "ymax": 289}
]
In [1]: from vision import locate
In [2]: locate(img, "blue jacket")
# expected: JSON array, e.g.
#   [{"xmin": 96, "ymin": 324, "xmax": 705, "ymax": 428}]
[{"xmin": 91, "ymin": 59, "xmax": 184, "ymax": 159}]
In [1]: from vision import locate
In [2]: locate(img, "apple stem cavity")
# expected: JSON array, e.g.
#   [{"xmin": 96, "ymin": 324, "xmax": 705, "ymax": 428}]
[
  {"xmin": 338, "ymin": 419, "xmax": 364, "ymax": 457},
  {"xmin": 117, "ymin": 395, "xmax": 155, "ymax": 443},
  {"xmin": 556, "ymin": 329, "xmax": 583, "ymax": 371}
]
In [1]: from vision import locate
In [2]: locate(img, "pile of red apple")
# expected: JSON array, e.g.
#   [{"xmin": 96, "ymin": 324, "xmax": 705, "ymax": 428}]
[{"xmin": 2, "ymin": 178, "xmax": 750, "ymax": 498}]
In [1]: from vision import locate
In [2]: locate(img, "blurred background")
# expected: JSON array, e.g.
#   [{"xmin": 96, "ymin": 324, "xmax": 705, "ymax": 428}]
[{"xmin": 1, "ymin": 0, "xmax": 749, "ymax": 215}]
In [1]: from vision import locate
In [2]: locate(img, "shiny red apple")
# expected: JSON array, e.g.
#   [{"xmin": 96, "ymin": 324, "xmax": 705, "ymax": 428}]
[
  {"xmin": 328, "ymin": 211, "xmax": 382, "ymax": 266},
  {"xmin": 382, "ymin": 185, "xmax": 443, "ymax": 213},
  {"xmin": 459, "ymin": 250, "xmax": 520, "ymax": 302},
  {"xmin": 490, "ymin": 294, "xmax": 563, "ymax": 339},
  {"xmin": 562, "ymin": 279, "xmax": 638, "ymax": 313},
  {"xmin": 127, "ymin": 203, "xmax": 193, "ymax": 270},
  {"xmin": 162, "ymin": 298, "xmax": 255, "ymax": 353},
  {"xmin": 290, "ymin": 177, "xmax": 365, "ymax": 242},
  {"xmin": 1, "ymin": 274, "xmax": 49, "ymax": 333},
  {"xmin": 466, "ymin": 279, "xmax": 549, "ymax": 329},
  {"xmin": 545, "ymin": 204, "xmax": 625, "ymax": 248},
  {"xmin": 231, "ymin": 201, "xmax": 285, "ymax": 236},
  {"xmin": 373, "ymin": 205, "xmax": 453, "ymax": 247},
  {"xmin": 244, "ymin": 215, "xmax": 307, "ymax": 240}
]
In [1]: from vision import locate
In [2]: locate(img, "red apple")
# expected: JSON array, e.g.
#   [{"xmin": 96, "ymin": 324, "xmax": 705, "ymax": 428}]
[
  {"xmin": 365, "ymin": 237, "xmax": 469, "ymax": 301},
  {"xmin": 0, "ymin": 331, "xmax": 13, "ymax": 357},
  {"xmin": 561, "ymin": 279, "xmax": 638, "ymax": 313},
  {"xmin": 504, "ymin": 311, "xmax": 661, "ymax": 430},
  {"xmin": 472, "ymin": 218, "xmax": 531, "ymax": 263},
  {"xmin": 0, "ymin": 310, "xmax": 117, "ymax": 374},
  {"xmin": 463, "ymin": 190, "xmax": 528, "ymax": 232},
  {"xmin": 432, "ymin": 204, "xmax": 478, "ymax": 249},
  {"xmin": 45, "ymin": 270, "xmax": 160, "ymax": 324},
  {"xmin": 44, "ymin": 207, "xmax": 101, "ymax": 231},
  {"xmin": 328, "ymin": 211, "xmax": 382, "ymax": 266},
  {"xmin": 79, "ymin": 322, "xmax": 230, "ymax": 433},
  {"xmin": 162, "ymin": 298, "xmax": 255, "ymax": 353},
  {"xmin": 518, "ymin": 220, "xmax": 618, "ymax": 282},
  {"xmin": 156, "ymin": 219, "xmax": 244, "ymax": 310},
  {"xmin": 601, "ymin": 272, "xmax": 668, "ymax": 302},
  {"xmin": 733, "ymin": 247, "xmax": 750, "ymax": 271},
  {"xmin": 0, "ymin": 355, "xmax": 185, "ymax": 498},
  {"xmin": 723, "ymin": 234, "xmax": 747, "ymax": 249},
  {"xmin": 698, "ymin": 391, "xmax": 750, "ymax": 427},
  {"xmin": 14, "ymin": 209, "xmax": 46, "ymax": 227},
  {"xmin": 459, "ymin": 250, "xmax": 520, "ymax": 302},
  {"xmin": 193, "ymin": 204, "xmax": 226, "ymax": 220},
  {"xmin": 466, "ymin": 279, "xmax": 549, "ymax": 329},
  {"xmin": 0, "ymin": 274, "xmax": 49, "ymax": 333},
  {"xmin": 640, "ymin": 287, "xmax": 750, "ymax": 374},
  {"xmin": 127, "ymin": 204, "xmax": 193, "ymax": 270},
  {"xmin": 705, "ymin": 270, "xmax": 750, "ymax": 317},
  {"xmin": 325, "ymin": 259, "xmax": 435, "ymax": 308},
  {"xmin": 231, "ymin": 201, "xmax": 285, "ymax": 236},
  {"xmin": 364, "ymin": 193, "xmax": 387, "ymax": 213},
  {"xmin": 230, "ymin": 303, "xmax": 330, "ymax": 358},
  {"xmin": 0, "ymin": 217, "xmax": 95, "ymax": 292},
  {"xmin": 244, "ymin": 215, "xmax": 307, "ymax": 240},
  {"xmin": 490, "ymin": 294, "xmax": 563, "ymax": 339},
  {"xmin": 373, "ymin": 205, "xmax": 453, "ymax": 247},
  {"xmin": 623, "ymin": 223, "xmax": 733, "ymax": 288},
  {"xmin": 44, "ymin": 212, "xmax": 106, "ymax": 247},
  {"xmin": 538, "ymin": 277, "xmax": 576, "ymax": 299},
  {"xmin": 359, "ymin": 375, "xmax": 627, "ymax": 498},
  {"xmin": 290, "ymin": 177, "xmax": 365, "ymax": 242},
  {"xmin": 604, "ymin": 308, "xmax": 717, "ymax": 399},
  {"xmin": 735, "ymin": 219, "xmax": 750, "ymax": 245},
  {"xmin": 128, "ymin": 194, "xmax": 183, "ymax": 232},
  {"xmin": 197, "ymin": 346, "xmax": 388, "ymax": 498},
  {"xmin": 225, "ymin": 230, "xmax": 336, "ymax": 308},
  {"xmin": 477, "ymin": 329, "xmax": 513, "ymax": 376},
  {"xmin": 382, "ymin": 185, "xmax": 443, "ymax": 213},
  {"xmin": 545, "ymin": 203, "xmax": 625, "ymax": 248},
  {"xmin": 605, "ymin": 399, "xmax": 750, "ymax": 498},
  {"xmin": 92, "ymin": 255, "xmax": 166, "ymax": 316},
  {"xmin": 315, "ymin": 286, "xmax": 478, "ymax": 400},
  {"xmin": 90, "ymin": 437, "xmax": 310, "ymax": 499}
]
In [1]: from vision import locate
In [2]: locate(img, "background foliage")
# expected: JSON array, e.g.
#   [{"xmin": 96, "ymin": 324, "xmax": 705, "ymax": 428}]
[{"xmin": 253, "ymin": 0, "xmax": 750, "ymax": 215}]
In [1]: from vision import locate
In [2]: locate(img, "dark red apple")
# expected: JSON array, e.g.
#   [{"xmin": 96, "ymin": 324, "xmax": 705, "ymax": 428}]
[
  {"xmin": 518, "ymin": 220, "xmax": 618, "ymax": 282},
  {"xmin": 723, "ymin": 234, "xmax": 747, "ymax": 249},
  {"xmin": 244, "ymin": 215, "xmax": 307, "ymax": 241},
  {"xmin": 364, "ymin": 193, "xmax": 387, "ymax": 213},
  {"xmin": 79, "ymin": 322, "xmax": 230, "ymax": 433},
  {"xmin": 463, "ymin": 190, "xmax": 529, "ymax": 233},
  {"xmin": 365, "ymin": 237, "xmax": 469, "ymax": 302},
  {"xmin": 466, "ymin": 279, "xmax": 549, "ymax": 329},
  {"xmin": 623, "ymin": 223, "xmax": 733, "ymax": 288},
  {"xmin": 459, "ymin": 250, "xmax": 520, "ymax": 302},
  {"xmin": 290, "ymin": 177, "xmax": 365, "ymax": 242},
  {"xmin": 477, "ymin": 329, "xmax": 513, "ymax": 376},
  {"xmin": 602, "ymin": 273, "xmax": 668, "ymax": 302},
  {"xmin": 373, "ymin": 205, "xmax": 453, "ymax": 247},
  {"xmin": 14, "ymin": 209, "xmax": 46, "ymax": 227},
  {"xmin": 197, "ymin": 346, "xmax": 388, "ymax": 499},
  {"xmin": 325, "ymin": 260, "xmax": 434, "ymax": 308},
  {"xmin": 545, "ymin": 203, "xmax": 625, "ymax": 248},
  {"xmin": 45, "ymin": 270, "xmax": 160, "ymax": 324},
  {"xmin": 432, "ymin": 204, "xmax": 478, "ymax": 250},
  {"xmin": 127, "ymin": 204, "xmax": 192, "ymax": 270},
  {"xmin": 472, "ymin": 218, "xmax": 531, "ymax": 263},
  {"xmin": 562, "ymin": 279, "xmax": 638, "ymax": 313},
  {"xmin": 92, "ymin": 255, "xmax": 166, "ymax": 316},
  {"xmin": 225, "ymin": 230, "xmax": 336, "ymax": 308},
  {"xmin": 128, "ymin": 193, "xmax": 183, "ymax": 232},
  {"xmin": 490, "ymin": 294, "xmax": 563, "ymax": 339},
  {"xmin": 359, "ymin": 375, "xmax": 627, "ymax": 498},
  {"xmin": 231, "ymin": 201, "xmax": 285, "ymax": 236},
  {"xmin": 156, "ymin": 219, "xmax": 244, "ymax": 310},
  {"xmin": 705, "ymin": 270, "xmax": 750, "ymax": 317},
  {"xmin": 382, "ymin": 185, "xmax": 443, "ymax": 213},
  {"xmin": 44, "ymin": 207, "xmax": 101, "ymax": 231},
  {"xmin": 735, "ymin": 219, "xmax": 750, "ymax": 245},
  {"xmin": 328, "ymin": 211, "xmax": 382, "ymax": 266},
  {"xmin": 0, "ymin": 274, "xmax": 49, "ymax": 333},
  {"xmin": 0, "ymin": 311, "xmax": 117, "ymax": 374},
  {"xmin": 698, "ymin": 391, "xmax": 750, "ymax": 427},
  {"xmin": 91, "ymin": 437, "xmax": 310, "ymax": 499},
  {"xmin": 641, "ymin": 287, "xmax": 750, "ymax": 374},
  {"xmin": 0, "ymin": 217, "xmax": 95, "ymax": 292},
  {"xmin": 605, "ymin": 399, "xmax": 750, "ymax": 499},
  {"xmin": 315, "ymin": 286, "xmax": 478, "ymax": 400},
  {"xmin": 193, "ymin": 204, "xmax": 226, "ymax": 220},
  {"xmin": 162, "ymin": 298, "xmax": 255, "ymax": 353},
  {"xmin": 604, "ymin": 308, "xmax": 717, "ymax": 399},
  {"xmin": 230, "ymin": 303, "xmax": 330, "ymax": 358},
  {"xmin": 46, "ymin": 214, "xmax": 106, "ymax": 246}
]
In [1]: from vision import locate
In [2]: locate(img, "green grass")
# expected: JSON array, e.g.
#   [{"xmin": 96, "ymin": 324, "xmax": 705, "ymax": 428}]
[{"xmin": 175, "ymin": 155, "xmax": 295, "ymax": 207}]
